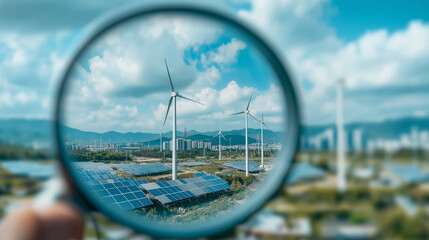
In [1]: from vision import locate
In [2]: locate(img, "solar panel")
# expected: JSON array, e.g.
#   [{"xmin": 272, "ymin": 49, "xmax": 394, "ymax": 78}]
[
  {"xmin": 179, "ymin": 162, "xmax": 210, "ymax": 167},
  {"xmin": 223, "ymin": 160, "xmax": 262, "ymax": 173},
  {"xmin": 75, "ymin": 169, "xmax": 119, "ymax": 181},
  {"xmin": 88, "ymin": 177, "xmax": 148, "ymax": 186},
  {"xmin": 194, "ymin": 172, "xmax": 210, "ymax": 177},
  {"xmin": 114, "ymin": 163, "xmax": 174, "ymax": 176},
  {"xmin": 140, "ymin": 174, "xmax": 230, "ymax": 205},
  {"xmin": 88, "ymin": 178, "xmax": 153, "ymax": 210},
  {"xmin": 73, "ymin": 162, "xmax": 119, "ymax": 180}
]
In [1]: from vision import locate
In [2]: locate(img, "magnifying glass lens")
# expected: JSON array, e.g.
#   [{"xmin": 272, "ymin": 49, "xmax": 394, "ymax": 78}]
[{"xmin": 57, "ymin": 8, "xmax": 298, "ymax": 238}]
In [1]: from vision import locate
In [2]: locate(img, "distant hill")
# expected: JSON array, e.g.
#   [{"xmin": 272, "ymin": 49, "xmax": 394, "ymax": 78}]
[
  {"xmin": 301, "ymin": 116, "xmax": 429, "ymax": 140},
  {"xmin": 1, "ymin": 116, "xmax": 428, "ymax": 149},
  {"xmin": 63, "ymin": 127, "xmax": 159, "ymax": 145},
  {"xmin": 0, "ymin": 119, "xmax": 53, "ymax": 149}
]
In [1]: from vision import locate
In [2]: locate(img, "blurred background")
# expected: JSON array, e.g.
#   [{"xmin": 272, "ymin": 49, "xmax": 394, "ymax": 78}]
[{"xmin": 1, "ymin": 0, "xmax": 429, "ymax": 239}]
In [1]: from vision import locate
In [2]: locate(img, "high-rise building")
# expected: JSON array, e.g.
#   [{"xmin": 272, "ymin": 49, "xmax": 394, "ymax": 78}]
[
  {"xmin": 163, "ymin": 141, "xmax": 170, "ymax": 151},
  {"xmin": 353, "ymin": 129, "xmax": 363, "ymax": 151}
]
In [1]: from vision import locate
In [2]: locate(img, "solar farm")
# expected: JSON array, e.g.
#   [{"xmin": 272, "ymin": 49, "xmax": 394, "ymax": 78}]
[
  {"xmin": 223, "ymin": 160, "xmax": 263, "ymax": 173},
  {"xmin": 72, "ymin": 162, "xmax": 233, "ymax": 211},
  {"xmin": 0, "ymin": 160, "xmax": 55, "ymax": 180}
]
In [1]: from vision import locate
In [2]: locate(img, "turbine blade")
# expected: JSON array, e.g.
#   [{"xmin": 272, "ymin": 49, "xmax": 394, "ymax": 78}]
[
  {"xmin": 221, "ymin": 133, "xmax": 227, "ymax": 141},
  {"xmin": 263, "ymin": 122, "xmax": 271, "ymax": 130},
  {"xmin": 262, "ymin": 110, "xmax": 264, "ymax": 122},
  {"xmin": 213, "ymin": 132, "xmax": 220, "ymax": 138},
  {"xmin": 163, "ymin": 97, "xmax": 173, "ymax": 127},
  {"xmin": 177, "ymin": 94, "xmax": 204, "ymax": 105},
  {"xmin": 249, "ymin": 113, "xmax": 261, "ymax": 123},
  {"xmin": 246, "ymin": 92, "xmax": 254, "ymax": 111},
  {"xmin": 164, "ymin": 58, "xmax": 175, "ymax": 92},
  {"xmin": 229, "ymin": 111, "xmax": 245, "ymax": 116}
]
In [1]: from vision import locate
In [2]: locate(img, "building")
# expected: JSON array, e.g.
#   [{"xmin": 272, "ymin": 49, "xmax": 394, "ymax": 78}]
[
  {"xmin": 163, "ymin": 139, "xmax": 211, "ymax": 151},
  {"xmin": 353, "ymin": 129, "xmax": 363, "ymax": 151},
  {"xmin": 237, "ymin": 209, "xmax": 311, "ymax": 238}
]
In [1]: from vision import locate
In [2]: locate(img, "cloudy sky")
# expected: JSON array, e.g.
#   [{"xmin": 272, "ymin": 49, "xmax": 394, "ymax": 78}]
[
  {"xmin": 1, "ymin": 0, "xmax": 429, "ymax": 132},
  {"xmin": 62, "ymin": 15, "xmax": 284, "ymax": 132}
]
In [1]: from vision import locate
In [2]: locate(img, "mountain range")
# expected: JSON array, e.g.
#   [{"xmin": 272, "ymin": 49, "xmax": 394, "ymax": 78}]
[{"xmin": 0, "ymin": 116, "xmax": 428, "ymax": 149}]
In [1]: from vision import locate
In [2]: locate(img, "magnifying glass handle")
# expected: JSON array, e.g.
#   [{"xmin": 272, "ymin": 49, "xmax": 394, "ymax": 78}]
[
  {"xmin": 33, "ymin": 176, "xmax": 91, "ymax": 213},
  {"xmin": 33, "ymin": 176, "xmax": 64, "ymax": 210}
]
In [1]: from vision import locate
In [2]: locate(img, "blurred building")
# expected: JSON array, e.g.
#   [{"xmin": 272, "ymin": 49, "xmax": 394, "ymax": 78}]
[
  {"xmin": 237, "ymin": 209, "xmax": 311, "ymax": 239},
  {"xmin": 322, "ymin": 221, "xmax": 377, "ymax": 240}
]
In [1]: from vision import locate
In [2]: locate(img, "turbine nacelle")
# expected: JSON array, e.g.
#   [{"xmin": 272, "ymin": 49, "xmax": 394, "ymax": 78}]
[{"xmin": 171, "ymin": 91, "xmax": 178, "ymax": 97}]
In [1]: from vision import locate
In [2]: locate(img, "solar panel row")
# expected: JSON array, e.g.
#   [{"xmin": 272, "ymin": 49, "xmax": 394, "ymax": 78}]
[
  {"xmin": 140, "ymin": 173, "xmax": 230, "ymax": 205},
  {"xmin": 114, "ymin": 163, "xmax": 173, "ymax": 176},
  {"xmin": 88, "ymin": 177, "xmax": 148, "ymax": 186},
  {"xmin": 73, "ymin": 162, "xmax": 119, "ymax": 180},
  {"xmin": 179, "ymin": 162, "xmax": 210, "ymax": 167},
  {"xmin": 76, "ymin": 169, "xmax": 119, "ymax": 181},
  {"xmin": 88, "ymin": 177, "xmax": 153, "ymax": 210},
  {"xmin": 223, "ymin": 160, "xmax": 263, "ymax": 173},
  {"xmin": 0, "ymin": 161, "xmax": 55, "ymax": 180}
]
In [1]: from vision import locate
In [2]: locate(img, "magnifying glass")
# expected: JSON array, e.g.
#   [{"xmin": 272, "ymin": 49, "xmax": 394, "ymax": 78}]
[{"xmin": 55, "ymin": 5, "xmax": 300, "ymax": 239}]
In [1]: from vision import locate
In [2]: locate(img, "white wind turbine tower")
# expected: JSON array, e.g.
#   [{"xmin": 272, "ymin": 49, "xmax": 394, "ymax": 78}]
[
  {"xmin": 336, "ymin": 78, "xmax": 347, "ymax": 192},
  {"xmin": 249, "ymin": 110, "xmax": 270, "ymax": 169},
  {"xmin": 162, "ymin": 59, "xmax": 204, "ymax": 180},
  {"xmin": 230, "ymin": 92, "xmax": 254, "ymax": 176},
  {"xmin": 213, "ymin": 127, "xmax": 227, "ymax": 160}
]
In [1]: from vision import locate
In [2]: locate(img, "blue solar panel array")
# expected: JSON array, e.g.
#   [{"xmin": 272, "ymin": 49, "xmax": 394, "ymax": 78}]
[
  {"xmin": 114, "ymin": 163, "xmax": 173, "ymax": 176},
  {"xmin": 73, "ymin": 162, "xmax": 119, "ymax": 181},
  {"xmin": 140, "ymin": 173, "xmax": 230, "ymax": 204},
  {"xmin": 0, "ymin": 160, "xmax": 55, "ymax": 180},
  {"xmin": 285, "ymin": 162, "xmax": 326, "ymax": 184},
  {"xmin": 88, "ymin": 177, "xmax": 153, "ymax": 210},
  {"xmin": 384, "ymin": 162, "xmax": 429, "ymax": 183},
  {"xmin": 194, "ymin": 172, "xmax": 210, "ymax": 177},
  {"xmin": 179, "ymin": 162, "xmax": 210, "ymax": 167},
  {"xmin": 89, "ymin": 177, "xmax": 149, "ymax": 186},
  {"xmin": 223, "ymin": 160, "xmax": 263, "ymax": 173}
]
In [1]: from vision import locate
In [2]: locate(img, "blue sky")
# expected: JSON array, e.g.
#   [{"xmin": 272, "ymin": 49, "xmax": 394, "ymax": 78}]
[
  {"xmin": 329, "ymin": 0, "xmax": 429, "ymax": 42},
  {"xmin": 0, "ymin": 0, "xmax": 428, "ymax": 133}
]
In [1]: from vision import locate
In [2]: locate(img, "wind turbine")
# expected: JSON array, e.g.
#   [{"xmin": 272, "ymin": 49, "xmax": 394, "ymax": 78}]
[
  {"xmin": 162, "ymin": 59, "xmax": 204, "ymax": 180},
  {"xmin": 213, "ymin": 128, "xmax": 227, "ymax": 160},
  {"xmin": 249, "ymin": 111, "xmax": 270, "ymax": 169},
  {"xmin": 230, "ymin": 92, "xmax": 254, "ymax": 176}
]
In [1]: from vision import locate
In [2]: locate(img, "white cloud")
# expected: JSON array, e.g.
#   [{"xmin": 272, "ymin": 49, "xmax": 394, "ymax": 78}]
[
  {"xmin": 218, "ymin": 80, "xmax": 252, "ymax": 106},
  {"xmin": 239, "ymin": 0, "xmax": 429, "ymax": 124},
  {"xmin": 201, "ymin": 38, "xmax": 247, "ymax": 66},
  {"xmin": 153, "ymin": 80, "xmax": 284, "ymax": 132}
]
